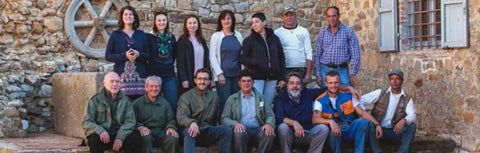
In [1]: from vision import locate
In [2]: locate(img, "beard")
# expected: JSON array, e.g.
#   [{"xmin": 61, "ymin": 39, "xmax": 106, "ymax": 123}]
[{"xmin": 288, "ymin": 88, "xmax": 301, "ymax": 99}]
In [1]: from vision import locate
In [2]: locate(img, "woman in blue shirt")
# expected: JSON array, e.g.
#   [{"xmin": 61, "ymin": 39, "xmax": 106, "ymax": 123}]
[
  {"xmin": 209, "ymin": 10, "xmax": 243, "ymax": 113},
  {"xmin": 105, "ymin": 6, "xmax": 149, "ymax": 100},
  {"xmin": 146, "ymin": 11, "xmax": 178, "ymax": 110}
]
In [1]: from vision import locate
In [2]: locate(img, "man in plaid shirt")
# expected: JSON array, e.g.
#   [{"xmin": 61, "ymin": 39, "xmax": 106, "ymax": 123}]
[{"xmin": 315, "ymin": 6, "xmax": 360, "ymax": 87}]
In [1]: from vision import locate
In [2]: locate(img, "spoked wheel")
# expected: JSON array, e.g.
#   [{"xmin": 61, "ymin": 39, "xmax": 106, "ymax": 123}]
[{"xmin": 65, "ymin": 0, "xmax": 127, "ymax": 59}]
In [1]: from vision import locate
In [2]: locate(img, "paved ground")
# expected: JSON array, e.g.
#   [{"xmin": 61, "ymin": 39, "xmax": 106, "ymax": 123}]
[
  {"xmin": 0, "ymin": 132, "xmax": 457, "ymax": 153},
  {"xmin": 0, "ymin": 132, "xmax": 88, "ymax": 153}
]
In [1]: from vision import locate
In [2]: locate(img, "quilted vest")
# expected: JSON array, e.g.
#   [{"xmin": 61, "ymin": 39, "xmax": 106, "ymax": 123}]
[
  {"xmin": 315, "ymin": 91, "xmax": 357, "ymax": 123},
  {"xmin": 371, "ymin": 89, "xmax": 411, "ymax": 126}
]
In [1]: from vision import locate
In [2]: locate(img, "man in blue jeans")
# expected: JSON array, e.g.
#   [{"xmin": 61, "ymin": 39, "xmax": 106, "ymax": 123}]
[
  {"xmin": 176, "ymin": 68, "xmax": 232, "ymax": 153},
  {"xmin": 360, "ymin": 70, "xmax": 416, "ymax": 153},
  {"xmin": 313, "ymin": 71, "xmax": 379, "ymax": 153},
  {"xmin": 314, "ymin": 6, "xmax": 361, "ymax": 87}
]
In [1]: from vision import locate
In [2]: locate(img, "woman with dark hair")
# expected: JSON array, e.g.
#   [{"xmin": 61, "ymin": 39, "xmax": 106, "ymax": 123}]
[
  {"xmin": 146, "ymin": 11, "xmax": 178, "ymax": 110},
  {"xmin": 240, "ymin": 12, "xmax": 286, "ymax": 105},
  {"xmin": 209, "ymin": 10, "xmax": 243, "ymax": 112},
  {"xmin": 175, "ymin": 15, "xmax": 210, "ymax": 95},
  {"xmin": 105, "ymin": 6, "xmax": 149, "ymax": 100}
]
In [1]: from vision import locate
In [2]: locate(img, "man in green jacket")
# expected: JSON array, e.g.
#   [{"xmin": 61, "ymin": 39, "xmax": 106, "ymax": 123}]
[
  {"xmin": 177, "ymin": 68, "xmax": 233, "ymax": 153},
  {"xmin": 221, "ymin": 70, "xmax": 276, "ymax": 153},
  {"xmin": 133, "ymin": 76, "xmax": 179, "ymax": 153},
  {"xmin": 82, "ymin": 72, "xmax": 141, "ymax": 153}
]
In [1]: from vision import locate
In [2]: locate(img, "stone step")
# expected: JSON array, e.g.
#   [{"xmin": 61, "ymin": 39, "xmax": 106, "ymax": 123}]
[{"xmin": 0, "ymin": 132, "xmax": 457, "ymax": 153}]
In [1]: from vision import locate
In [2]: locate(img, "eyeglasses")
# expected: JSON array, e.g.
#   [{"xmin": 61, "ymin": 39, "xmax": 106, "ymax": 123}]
[{"xmin": 195, "ymin": 77, "xmax": 210, "ymax": 81}]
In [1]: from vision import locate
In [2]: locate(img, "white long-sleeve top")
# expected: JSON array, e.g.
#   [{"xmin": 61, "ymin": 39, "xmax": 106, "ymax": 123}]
[
  {"xmin": 274, "ymin": 26, "xmax": 313, "ymax": 68},
  {"xmin": 209, "ymin": 30, "xmax": 243, "ymax": 81},
  {"xmin": 360, "ymin": 88, "xmax": 416, "ymax": 128}
]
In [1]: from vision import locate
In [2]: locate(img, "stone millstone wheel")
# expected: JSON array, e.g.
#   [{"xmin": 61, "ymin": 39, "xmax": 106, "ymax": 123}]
[{"xmin": 65, "ymin": 0, "xmax": 127, "ymax": 59}]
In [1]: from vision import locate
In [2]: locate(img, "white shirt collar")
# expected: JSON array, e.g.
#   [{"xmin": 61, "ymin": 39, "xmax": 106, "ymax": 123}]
[{"xmin": 386, "ymin": 87, "xmax": 405, "ymax": 96}]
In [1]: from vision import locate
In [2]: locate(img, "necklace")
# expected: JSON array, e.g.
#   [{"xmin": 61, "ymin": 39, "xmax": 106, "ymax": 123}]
[{"xmin": 124, "ymin": 35, "xmax": 135, "ymax": 48}]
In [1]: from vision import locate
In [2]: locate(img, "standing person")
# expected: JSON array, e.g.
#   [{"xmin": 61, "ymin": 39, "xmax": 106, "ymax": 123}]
[
  {"xmin": 176, "ymin": 68, "xmax": 233, "ymax": 153},
  {"xmin": 105, "ymin": 6, "xmax": 149, "ymax": 100},
  {"xmin": 240, "ymin": 12, "xmax": 286, "ymax": 104},
  {"xmin": 221, "ymin": 70, "xmax": 276, "ymax": 153},
  {"xmin": 312, "ymin": 71, "xmax": 380, "ymax": 153},
  {"xmin": 146, "ymin": 11, "xmax": 178, "ymax": 111},
  {"xmin": 314, "ymin": 6, "xmax": 361, "ymax": 87},
  {"xmin": 176, "ymin": 15, "xmax": 210, "ymax": 95},
  {"xmin": 209, "ymin": 10, "xmax": 244, "ymax": 113},
  {"xmin": 82, "ymin": 72, "xmax": 141, "ymax": 153},
  {"xmin": 361, "ymin": 70, "xmax": 416, "ymax": 153},
  {"xmin": 275, "ymin": 6, "xmax": 313, "ymax": 84},
  {"xmin": 133, "ymin": 76, "xmax": 180, "ymax": 153}
]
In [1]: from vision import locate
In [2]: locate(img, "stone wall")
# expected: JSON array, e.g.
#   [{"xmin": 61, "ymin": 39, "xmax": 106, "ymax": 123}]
[
  {"xmin": 2, "ymin": 0, "xmax": 478, "ymax": 151},
  {"xmin": 333, "ymin": 0, "xmax": 480, "ymax": 151},
  {"xmin": 0, "ymin": 0, "xmax": 327, "ymax": 138}
]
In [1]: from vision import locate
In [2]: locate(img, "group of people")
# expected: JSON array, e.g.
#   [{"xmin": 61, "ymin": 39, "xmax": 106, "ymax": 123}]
[{"xmin": 82, "ymin": 4, "xmax": 417, "ymax": 153}]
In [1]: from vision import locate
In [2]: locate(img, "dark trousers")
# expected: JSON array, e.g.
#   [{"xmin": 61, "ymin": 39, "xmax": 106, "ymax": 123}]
[
  {"xmin": 233, "ymin": 127, "xmax": 276, "ymax": 153},
  {"xmin": 141, "ymin": 128, "xmax": 180, "ymax": 153},
  {"xmin": 86, "ymin": 131, "xmax": 142, "ymax": 153}
]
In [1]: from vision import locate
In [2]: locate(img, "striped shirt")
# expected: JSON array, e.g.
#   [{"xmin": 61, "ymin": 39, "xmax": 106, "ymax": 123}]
[{"xmin": 315, "ymin": 23, "xmax": 360, "ymax": 76}]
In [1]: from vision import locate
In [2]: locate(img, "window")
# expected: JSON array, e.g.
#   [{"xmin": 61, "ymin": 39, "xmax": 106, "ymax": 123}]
[
  {"xmin": 406, "ymin": 0, "xmax": 441, "ymax": 49},
  {"xmin": 378, "ymin": 0, "xmax": 468, "ymax": 51}
]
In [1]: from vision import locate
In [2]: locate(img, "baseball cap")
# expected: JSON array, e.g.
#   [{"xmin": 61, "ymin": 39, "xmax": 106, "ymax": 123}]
[
  {"xmin": 388, "ymin": 69, "xmax": 404, "ymax": 79},
  {"xmin": 283, "ymin": 6, "xmax": 297, "ymax": 15}
]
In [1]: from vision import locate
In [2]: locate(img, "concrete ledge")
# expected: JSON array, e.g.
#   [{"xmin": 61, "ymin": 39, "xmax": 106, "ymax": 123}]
[
  {"xmin": 52, "ymin": 72, "xmax": 105, "ymax": 138},
  {"xmin": 0, "ymin": 132, "xmax": 459, "ymax": 153}
]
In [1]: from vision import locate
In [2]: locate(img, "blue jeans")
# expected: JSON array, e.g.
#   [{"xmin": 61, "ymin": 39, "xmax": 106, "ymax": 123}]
[
  {"xmin": 162, "ymin": 77, "xmax": 178, "ymax": 112},
  {"xmin": 253, "ymin": 80, "xmax": 278, "ymax": 105},
  {"xmin": 182, "ymin": 125, "xmax": 233, "ymax": 153},
  {"xmin": 320, "ymin": 64, "xmax": 350, "ymax": 86},
  {"xmin": 369, "ymin": 123, "xmax": 416, "ymax": 153},
  {"xmin": 216, "ymin": 76, "xmax": 239, "ymax": 114},
  {"xmin": 328, "ymin": 118, "xmax": 369, "ymax": 153}
]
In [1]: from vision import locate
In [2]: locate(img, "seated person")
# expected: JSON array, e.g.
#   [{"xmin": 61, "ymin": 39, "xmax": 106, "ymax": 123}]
[
  {"xmin": 82, "ymin": 72, "xmax": 141, "ymax": 153},
  {"xmin": 133, "ymin": 76, "xmax": 179, "ymax": 153},
  {"xmin": 361, "ymin": 70, "xmax": 416, "ymax": 153},
  {"xmin": 275, "ymin": 73, "xmax": 329, "ymax": 153},
  {"xmin": 312, "ymin": 70, "xmax": 379, "ymax": 153},
  {"xmin": 221, "ymin": 70, "xmax": 276, "ymax": 153},
  {"xmin": 177, "ymin": 68, "xmax": 233, "ymax": 153}
]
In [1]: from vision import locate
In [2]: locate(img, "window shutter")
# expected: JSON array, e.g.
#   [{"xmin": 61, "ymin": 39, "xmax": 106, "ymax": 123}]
[
  {"xmin": 378, "ymin": 0, "xmax": 398, "ymax": 51},
  {"xmin": 441, "ymin": 0, "xmax": 469, "ymax": 48}
]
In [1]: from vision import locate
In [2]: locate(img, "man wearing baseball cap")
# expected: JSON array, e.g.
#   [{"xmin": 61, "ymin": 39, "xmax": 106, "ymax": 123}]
[
  {"xmin": 275, "ymin": 5, "xmax": 314, "ymax": 84},
  {"xmin": 360, "ymin": 69, "xmax": 417, "ymax": 153}
]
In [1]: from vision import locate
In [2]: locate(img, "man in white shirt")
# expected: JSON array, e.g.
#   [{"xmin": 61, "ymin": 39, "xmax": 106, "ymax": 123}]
[
  {"xmin": 360, "ymin": 70, "xmax": 416, "ymax": 153},
  {"xmin": 312, "ymin": 71, "xmax": 380, "ymax": 153},
  {"xmin": 275, "ymin": 6, "xmax": 313, "ymax": 84}
]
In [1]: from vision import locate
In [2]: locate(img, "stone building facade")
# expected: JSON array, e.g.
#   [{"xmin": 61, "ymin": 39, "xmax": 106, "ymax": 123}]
[{"xmin": 0, "ymin": 0, "xmax": 478, "ymax": 151}]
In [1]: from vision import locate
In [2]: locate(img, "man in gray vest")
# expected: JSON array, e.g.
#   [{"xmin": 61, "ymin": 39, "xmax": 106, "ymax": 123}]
[{"xmin": 360, "ymin": 70, "xmax": 416, "ymax": 153}]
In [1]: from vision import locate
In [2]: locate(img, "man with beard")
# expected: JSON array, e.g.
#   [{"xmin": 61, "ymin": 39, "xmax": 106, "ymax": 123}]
[
  {"xmin": 221, "ymin": 70, "xmax": 276, "ymax": 153},
  {"xmin": 274, "ymin": 73, "xmax": 328, "ymax": 153},
  {"xmin": 177, "ymin": 68, "xmax": 233, "ymax": 153},
  {"xmin": 312, "ymin": 71, "xmax": 379, "ymax": 153},
  {"xmin": 82, "ymin": 72, "xmax": 141, "ymax": 153},
  {"xmin": 133, "ymin": 76, "xmax": 179, "ymax": 153},
  {"xmin": 361, "ymin": 70, "xmax": 416, "ymax": 153},
  {"xmin": 275, "ymin": 72, "xmax": 360, "ymax": 153}
]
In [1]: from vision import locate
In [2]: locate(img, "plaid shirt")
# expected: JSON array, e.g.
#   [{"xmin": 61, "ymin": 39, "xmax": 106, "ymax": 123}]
[{"xmin": 315, "ymin": 23, "xmax": 360, "ymax": 76}]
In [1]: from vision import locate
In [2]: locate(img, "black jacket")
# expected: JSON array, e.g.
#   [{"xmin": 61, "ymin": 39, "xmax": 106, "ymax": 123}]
[
  {"xmin": 175, "ymin": 37, "xmax": 210, "ymax": 91},
  {"xmin": 146, "ymin": 33, "xmax": 177, "ymax": 79},
  {"xmin": 240, "ymin": 28, "xmax": 286, "ymax": 80}
]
